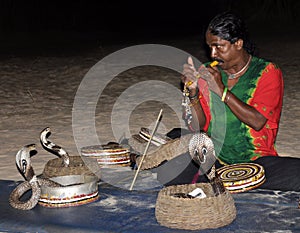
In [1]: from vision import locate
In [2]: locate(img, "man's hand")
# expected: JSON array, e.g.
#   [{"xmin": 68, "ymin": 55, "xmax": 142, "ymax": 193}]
[
  {"xmin": 198, "ymin": 62, "xmax": 224, "ymax": 97},
  {"xmin": 181, "ymin": 56, "xmax": 199, "ymax": 92}
]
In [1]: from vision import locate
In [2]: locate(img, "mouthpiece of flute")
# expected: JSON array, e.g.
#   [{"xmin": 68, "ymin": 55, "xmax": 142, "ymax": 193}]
[{"xmin": 210, "ymin": 60, "xmax": 219, "ymax": 67}]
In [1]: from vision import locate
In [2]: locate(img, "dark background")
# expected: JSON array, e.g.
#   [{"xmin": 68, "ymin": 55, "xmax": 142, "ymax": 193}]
[{"xmin": 0, "ymin": 0, "xmax": 299, "ymax": 54}]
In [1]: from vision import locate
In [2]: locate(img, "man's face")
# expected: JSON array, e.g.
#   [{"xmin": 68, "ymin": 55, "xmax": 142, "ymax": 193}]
[{"xmin": 205, "ymin": 30, "xmax": 242, "ymax": 70}]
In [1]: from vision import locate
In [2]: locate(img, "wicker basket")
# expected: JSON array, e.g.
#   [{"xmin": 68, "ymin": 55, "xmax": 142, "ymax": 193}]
[
  {"xmin": 155, "ymin": 183, "xmax": 236, "ymax": 230},
  {"xmin": 42, "ymin": 156, "xmax": 96, "ymax": 178}
]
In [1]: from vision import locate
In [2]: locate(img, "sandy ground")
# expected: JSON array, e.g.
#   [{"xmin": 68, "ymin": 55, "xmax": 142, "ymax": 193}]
[{"xmin": 1, "ymin": 33, "xmax": 299, "ymax": 181}]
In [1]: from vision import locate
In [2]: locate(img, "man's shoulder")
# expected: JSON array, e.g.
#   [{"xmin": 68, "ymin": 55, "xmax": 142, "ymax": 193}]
[
  {"xmin": 252, "ymin": 56, "xmax": 269, "ymax": 64},
  {"xmin": 252, "ymin": 56, "xmax": 281, "ymax": 71},
  {"xmin": 253, "ymin": 56, "xmax": 279, "ymax": 67}
]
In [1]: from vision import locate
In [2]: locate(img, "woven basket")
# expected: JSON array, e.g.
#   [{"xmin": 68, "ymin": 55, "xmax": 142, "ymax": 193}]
[
  {"xmin": 42, "ymin": 156, "xmax": 96, "ymax": 178},
  {"xmin": 155, "ymin": 183, "xmax": 236, "ymax": 230}
]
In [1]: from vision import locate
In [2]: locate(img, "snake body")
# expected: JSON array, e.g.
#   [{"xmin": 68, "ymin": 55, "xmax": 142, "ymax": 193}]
[
  {"xmin": 132, "ymin": 132, "xmax": 216, "ymax": 172},
  {"xmin": 131, "ymin": 134, "xmax": 193, "ymax": 170},
  {"xmin": 9, "ymin": 144, "xmax": 61, "ymax": 210},
  {"xmin": 132, "ymin": 132, "xmax": 225, "ymax": 195},
  {"xmin": 9, "ymin": 180, "xmax": 41, "ymax": 211}
]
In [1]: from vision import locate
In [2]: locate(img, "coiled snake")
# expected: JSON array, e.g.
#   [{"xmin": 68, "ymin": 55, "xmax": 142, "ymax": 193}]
[
  {"xmin": 9, "ymin": 144, "xmax": 61, "ymax": 210},
  {"xmin": 133, "ymin": 132, "xmax": 215, "ymax": 172}
]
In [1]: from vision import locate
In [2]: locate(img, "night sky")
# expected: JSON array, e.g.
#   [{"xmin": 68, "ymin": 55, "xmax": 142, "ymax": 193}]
[{"xmin": 0, "ymin": 0, "xmax": 299, "ymax": 53}]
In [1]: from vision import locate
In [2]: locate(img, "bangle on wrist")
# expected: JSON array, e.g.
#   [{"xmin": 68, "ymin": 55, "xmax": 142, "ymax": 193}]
[
  {"xmin": 221, "ymin": 87, "xmax": 228, "ymax": 102},
  {"xmin": 224, "ymin": 91, "xmax": 231, "ymax": 104}
]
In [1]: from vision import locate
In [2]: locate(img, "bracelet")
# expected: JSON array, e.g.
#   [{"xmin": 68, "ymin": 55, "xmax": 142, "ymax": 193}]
[
  {"xmin": 221, "ymin": 87, "xmax": 228, "ymax": 102},
  {"xmin": 224, "ymin": 91, "xmax": 231, "ymax": 104}
]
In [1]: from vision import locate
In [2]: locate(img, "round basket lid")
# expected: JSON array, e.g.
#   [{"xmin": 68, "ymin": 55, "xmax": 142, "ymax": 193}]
[
  {"xmin": 217, "ymin": 163, "xmax": 266, "ymax": 193},
  {"xmin": 139, "ymin": 127, "xmax": 170, "ymax": 145}
]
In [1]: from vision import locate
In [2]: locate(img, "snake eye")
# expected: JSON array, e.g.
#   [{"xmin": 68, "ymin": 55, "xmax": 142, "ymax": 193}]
[
  {"xmin": 202, "ymin": 147, "xmax": 208, "ymax": 156},
  {"xmin": 194, "ymin": 148, "xmax": 199, "ymax": 157},
  {"xmin": 21, "ymin": 159, "xmax": 27, "ymax": 173}
]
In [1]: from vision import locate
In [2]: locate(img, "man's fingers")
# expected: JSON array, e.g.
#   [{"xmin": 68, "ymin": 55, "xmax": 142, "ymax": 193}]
[{"xmin": 187, "ymin": 56, "xmax": 196, "ymax": 71}]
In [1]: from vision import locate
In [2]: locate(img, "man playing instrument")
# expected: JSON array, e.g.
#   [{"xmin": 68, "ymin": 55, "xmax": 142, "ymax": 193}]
[{"xmin": 181, "ymin": 12, "xmax": 300, "ymax": 191}]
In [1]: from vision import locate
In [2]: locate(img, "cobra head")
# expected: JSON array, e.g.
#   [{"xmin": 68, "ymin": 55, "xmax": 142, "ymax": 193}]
[
  {"xmin": 16, "ymin": 144, "xmax": 36, "ymax": 181},
  {"xmin": 188, "ymin": 133, "xmax": 216, "ymax": 174},
  {"xmin": 39, "ymin": 127, "xmax": 70, "ymax": 166},
  {"xmin": 40, "ymin": 127, "xmax": 51, "ymax": 145}
]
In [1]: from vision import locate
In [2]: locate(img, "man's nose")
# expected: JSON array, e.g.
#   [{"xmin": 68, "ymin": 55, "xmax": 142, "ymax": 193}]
[{"xmin": 210, "ymin": 47, "xmax": 217, "ymax": 58}]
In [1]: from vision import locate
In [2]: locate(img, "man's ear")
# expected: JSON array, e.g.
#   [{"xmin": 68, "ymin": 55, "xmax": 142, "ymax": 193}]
[{"xmin": 235, "ymin": 39, "xmax": 244, "ymax": 50}]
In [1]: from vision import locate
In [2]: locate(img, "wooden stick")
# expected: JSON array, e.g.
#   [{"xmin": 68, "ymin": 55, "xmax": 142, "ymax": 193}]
[{"xmin": 129, "ymin": 109, "xmax": 163, "ymax": 191}]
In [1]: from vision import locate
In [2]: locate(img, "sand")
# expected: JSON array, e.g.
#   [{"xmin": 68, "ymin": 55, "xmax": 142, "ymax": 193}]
[{"xmin": 1, "ymin": 33, "xmax": 299, "ymax": 181}]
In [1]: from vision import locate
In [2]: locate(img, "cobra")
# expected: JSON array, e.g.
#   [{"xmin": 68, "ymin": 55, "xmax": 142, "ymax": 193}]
[
  {"xmin": 189, "ymin": 133, "xmax": 225, "ymax": 195},
  {"xmin": 40, "ymin": 127, "xmax": 70, "ymax": 167},
  {"xmin": 9, "ymin": 144, "xmax": 61, "ymax": 210},
  {"xmin": 134, "ymin": 132, "xmax": 216, "ymax": 173}
]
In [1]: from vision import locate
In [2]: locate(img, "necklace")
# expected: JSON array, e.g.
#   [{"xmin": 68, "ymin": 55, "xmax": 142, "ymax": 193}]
[{"xmin": 228, "ymin": 55, "xmax": 252, "ymax": 79}]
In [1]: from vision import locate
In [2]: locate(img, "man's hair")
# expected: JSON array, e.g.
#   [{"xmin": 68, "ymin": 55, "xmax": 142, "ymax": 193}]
[{"xmin": 207, "ymin": 12, "xmax": 255, "ymax": 55}]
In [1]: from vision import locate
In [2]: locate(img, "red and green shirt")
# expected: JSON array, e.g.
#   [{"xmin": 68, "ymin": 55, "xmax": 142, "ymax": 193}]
[{"xmin": 197, "ymin": 56, "xmax": 284, "ymax": 164}]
